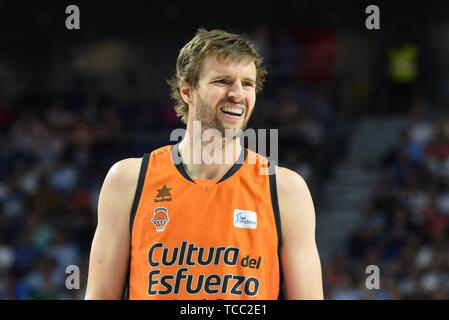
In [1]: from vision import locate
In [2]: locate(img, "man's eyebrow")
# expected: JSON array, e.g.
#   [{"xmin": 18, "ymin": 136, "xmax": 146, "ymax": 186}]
[
  {"xmin": 243, "ymin": 77, "xmax": 257, "ymax": 84},
  {"xmin": 210, "ymin": 74, "xmax": 256, "ymax": 83},
  {"xmin": 210, "ymin": 74, "xmax": 232, "ymax": 80}
]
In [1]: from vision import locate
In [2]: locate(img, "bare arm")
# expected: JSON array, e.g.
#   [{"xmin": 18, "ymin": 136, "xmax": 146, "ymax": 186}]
[
  {"xmin": 276, "ymin": 166, "xmax": 324, "ymax": 299},
  {"xmin": 85, "ymin": 158, "xmax": 141, "ymax": 299}
]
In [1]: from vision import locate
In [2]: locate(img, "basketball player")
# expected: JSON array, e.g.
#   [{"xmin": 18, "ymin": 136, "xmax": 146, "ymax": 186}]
[{"xmin": 85, "ymin": 29, "xmax": 323, "ymax": 300}]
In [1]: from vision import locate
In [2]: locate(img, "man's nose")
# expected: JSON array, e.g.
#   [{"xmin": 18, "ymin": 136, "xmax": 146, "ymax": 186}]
[{"xmin": 228, "ymin": 81, "xmax": 245, "ymax": 103}]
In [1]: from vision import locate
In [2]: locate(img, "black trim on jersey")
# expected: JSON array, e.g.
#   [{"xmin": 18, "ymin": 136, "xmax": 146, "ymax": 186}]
[
  {"xmin": 130, "ymin": 153, "xmax": 150, "ymax": 233},
  {"xmin": 268, "ymin": 162, "xmax": 285, "ymax": 300},
  {"xmin": 171, "ymin": 144, "xmax": 196, "ymax": 183},
  {"xmin": 122, "ymin": 153, "xmax": 151, "ymax": 300},
  {"xmin": 216, "ymin": 148, "xmax": 247, "ymax": 184},
  {"xmin": 269, "ymin": 163, "xmax": 282, "ymax": 250},
  {"xmin": 171, "ymin": 143, "xmax": 248, "ymax": 184}
]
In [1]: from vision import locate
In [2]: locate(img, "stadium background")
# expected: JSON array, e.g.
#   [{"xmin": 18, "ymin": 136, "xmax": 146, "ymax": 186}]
[{"xmin": 0, "ymin": 1, "xmax": 448, "ymax": 299}]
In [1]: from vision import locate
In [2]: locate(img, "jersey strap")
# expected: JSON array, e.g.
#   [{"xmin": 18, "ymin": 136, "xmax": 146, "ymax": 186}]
[
  {"xmin": 123, "ymin": 153, "xmax": 151, "ymax": 299},
  {"xmin": 268, "ymin": 162, "xmax": 285, "ymax": 299}
]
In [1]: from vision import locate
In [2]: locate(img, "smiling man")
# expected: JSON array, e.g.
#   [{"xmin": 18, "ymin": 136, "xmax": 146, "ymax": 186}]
[{"xmin": 85, "ymin": 29, "xmax": 323, "ymax": 300}]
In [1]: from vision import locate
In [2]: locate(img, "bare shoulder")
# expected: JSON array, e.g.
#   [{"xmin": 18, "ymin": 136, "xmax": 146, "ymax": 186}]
[
  {"xmin": 276, "ymin": 166, "xmax": 308, "ymax": 195},
  {"xmin": 275, "ymin": 166, "xmax": 316, "ymax": 241},
  {"xmin": 98, "ymin": 157, "xmax": 143, "ymax": 222},
  {"xmin": 275, "ymin": 166, "xmax": 311, "ymax": 202},
  {"xmin": 105, "ymin": 157, "xmax": 142, "ymax": 187},
  {"xmin": 275, "ymin": 165, "xmax": 312, "ymax": 212}
]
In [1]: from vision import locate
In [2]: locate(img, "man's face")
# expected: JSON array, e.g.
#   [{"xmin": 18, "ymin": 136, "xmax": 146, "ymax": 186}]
[{"xmin": 190, "ymin": 55, "xmax": 257, "ymax": 135}]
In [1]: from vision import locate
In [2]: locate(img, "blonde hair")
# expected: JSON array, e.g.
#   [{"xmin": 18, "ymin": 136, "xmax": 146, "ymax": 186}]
[{"xmin": 167, "ymin": 28, "xmax": 267, "ymax": 124}]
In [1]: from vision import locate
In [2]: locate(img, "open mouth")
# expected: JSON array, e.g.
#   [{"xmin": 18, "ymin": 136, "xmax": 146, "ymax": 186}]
[{"xmin": 220, "ymin": 106, "xmax": 244, "ymax": 117}]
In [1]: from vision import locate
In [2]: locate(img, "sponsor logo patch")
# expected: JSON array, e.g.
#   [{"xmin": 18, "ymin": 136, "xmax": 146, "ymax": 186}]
[{"xmin": 233, "ymin": 209, "xmax": 257, "ymax": 229}]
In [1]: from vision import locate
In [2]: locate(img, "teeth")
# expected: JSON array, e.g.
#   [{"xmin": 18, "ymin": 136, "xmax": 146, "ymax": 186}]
[{"xmin": 221, "ymin": 107, "xmax": 243, "ymax": 116}]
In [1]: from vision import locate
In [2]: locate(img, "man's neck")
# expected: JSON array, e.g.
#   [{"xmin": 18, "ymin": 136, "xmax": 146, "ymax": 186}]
[{"xmin": 178, "ymin": 134, "xmax": 242, "ymax": 180}]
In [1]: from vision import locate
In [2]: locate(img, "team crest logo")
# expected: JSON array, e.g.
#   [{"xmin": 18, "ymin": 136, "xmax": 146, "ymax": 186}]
[{"xmin": 152, "ymin": 207, "xmax": 169, "ymax": 232}]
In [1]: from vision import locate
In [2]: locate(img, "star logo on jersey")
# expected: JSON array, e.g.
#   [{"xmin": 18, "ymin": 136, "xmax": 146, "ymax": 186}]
[{"xmin": 154, "ymin": 185, "xmax": 172, "ymax": 203}]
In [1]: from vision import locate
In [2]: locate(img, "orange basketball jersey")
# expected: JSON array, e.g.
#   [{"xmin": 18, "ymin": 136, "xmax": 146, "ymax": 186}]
[{"xmin": 124, "ymin": 144, "xmax": 284, "ymax": 300}]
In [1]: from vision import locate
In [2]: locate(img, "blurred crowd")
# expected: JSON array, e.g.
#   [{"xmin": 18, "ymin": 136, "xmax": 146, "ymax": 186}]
[
  {"xmin": 0, "ymin": 29, "xmax": 336, "ymax": 299},
  {"xmin": 323, "ymin": 97, "xmax": 449, "ymax": 299},
  {"xmin": 4, "ymin": 25, "xmax": 447, "ymax": 301}
]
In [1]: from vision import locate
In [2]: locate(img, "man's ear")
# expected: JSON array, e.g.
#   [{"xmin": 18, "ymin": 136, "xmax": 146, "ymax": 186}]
[{"xmin": 180, "ymin": 81, "xmax": 193, "ymax": 106}]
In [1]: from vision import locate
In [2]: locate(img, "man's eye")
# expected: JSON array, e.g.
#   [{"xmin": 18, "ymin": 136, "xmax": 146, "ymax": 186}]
[
  {"xmin": 215, "ymin": 79, "xmax": 229, "ymax": 84},
  {"xmin": 244, "ymin": 81, "xmax": 255, "ymax": 87}
]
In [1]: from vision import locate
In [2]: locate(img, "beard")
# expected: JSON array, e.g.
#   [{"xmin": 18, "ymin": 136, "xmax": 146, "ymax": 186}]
[{"xmin": 194, "ymin": 94, "xmax": 252, "ymax": 138}]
